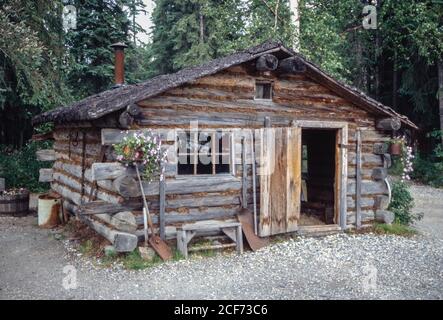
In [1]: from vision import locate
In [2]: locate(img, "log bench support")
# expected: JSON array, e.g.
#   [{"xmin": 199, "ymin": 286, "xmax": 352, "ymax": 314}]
[{"xmin": 176, "ymin": 222, "xmax": 243, "ymax": 259}]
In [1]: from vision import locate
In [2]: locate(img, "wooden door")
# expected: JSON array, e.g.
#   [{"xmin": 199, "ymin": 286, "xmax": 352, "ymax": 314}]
[{"xmin": 255, "ymin": 127, "xmax": 301, "ymax": 237}]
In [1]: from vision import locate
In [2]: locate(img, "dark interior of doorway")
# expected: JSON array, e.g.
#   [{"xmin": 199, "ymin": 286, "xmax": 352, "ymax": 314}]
[{"xmin": 300, "ymin": 129, "xmax": 337, "ymax": 226}]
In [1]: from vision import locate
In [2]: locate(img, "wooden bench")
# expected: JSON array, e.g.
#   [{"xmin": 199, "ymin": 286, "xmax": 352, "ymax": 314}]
[{"xmin": 176, "ymin": 221, "xmax": 244, "ymax": 259}]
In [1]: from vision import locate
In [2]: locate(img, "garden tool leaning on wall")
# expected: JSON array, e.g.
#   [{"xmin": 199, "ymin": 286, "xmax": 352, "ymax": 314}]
[{"xmin": 135, "ymin": 165, "xmax": 172, "ymax": 261}]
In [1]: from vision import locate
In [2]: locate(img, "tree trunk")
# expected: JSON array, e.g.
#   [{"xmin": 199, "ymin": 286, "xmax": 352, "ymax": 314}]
[
  {"xmin": 439, "ymin": 61, "xmax": 443, "ymax": 146},
  {"xmin": 392, "ymin": 51, "xmax": 398, "ymax": 110},
  {"xmin": 289, "ymin": 0, "xmax": 300, "ymax": 51},
  {"xmin": 199, "ymin": 8, "xmax": 204, "ymax": 44}
]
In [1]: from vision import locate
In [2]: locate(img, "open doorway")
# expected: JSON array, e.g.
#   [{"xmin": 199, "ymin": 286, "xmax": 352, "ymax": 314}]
[{"xmin": 300, "ymin": 129, "xmax": 338, "ymax": 226}]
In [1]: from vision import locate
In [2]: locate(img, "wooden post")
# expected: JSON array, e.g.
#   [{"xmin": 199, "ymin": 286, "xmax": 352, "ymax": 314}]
[
  {"xmin": 241, "ymin": 137, "xmax": 247, "ymax": 209},
  {"xmin": 250, "ymin": 131, "xmax": 258, "ymax": 235},
  {"xmin": 355, "ymin": 130, "xmax": 362, "ymax": 229},
  {"xmin": 264, "ymin": 116, "xmax": 271, "ymax": 128},
  {"xmin": 159, "ymin": 164, "xmax": 166, "ymax": 241}
]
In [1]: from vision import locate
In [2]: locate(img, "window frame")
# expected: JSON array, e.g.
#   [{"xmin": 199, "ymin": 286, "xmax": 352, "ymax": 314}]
[
  {"xmin": 254, "ymin": 80, "xmax": 273, "ymax": 101},
  {"xmin": 176, "ymin": 129, "xmax": 233, "ymax": 176}
]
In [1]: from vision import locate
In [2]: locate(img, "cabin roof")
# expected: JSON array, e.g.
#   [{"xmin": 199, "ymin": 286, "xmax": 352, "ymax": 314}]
[{"xmin": 33, "ymin": 40, "xmax": 417, "ymax": 129}]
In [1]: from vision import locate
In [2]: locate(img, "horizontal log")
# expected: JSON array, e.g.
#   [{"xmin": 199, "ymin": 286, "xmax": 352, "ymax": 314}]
[
  {"xmin": 277, "ymin": 57, "xmax": 306, "ymax": 74},
  {"xmin": 376, "ymin": 118, "xmax": 401, "ymax": 131},
  {"xmin": 36, "ymin": 149, "xmax": 56, "ymax": 161},
  {"xmin": 348, "ymin": 153, "xmax": 382, "ymax": 166},
  {"xmin": 79, "ymin": 201, "xmax": 141, "ymax": 215},
  {"xmin": 39, "ymin": 169, "xmax": 53, "ymax": 182},
  {"xmin": 256, "ymin": 54, "xmax": 279, "ymax": 71},
  {"xmin": 78, "ymin": 215, "xmax": 138, "ymax": 252},
  {"xmin": 375, "ymin": 210, "xmax": 395, "ymax": 224},
  {"xmin": 53, "ymin": 130, "xmax": 99, "ymax": 141},
  {"xmin": 51, "ymin": 182, "xmax": 82, "ymax": 206},
  {"xmin": 134, "ymin": 206, "xmax": 239, "ymax": 225},
  {"xmin": 373, "ymin": 142, "xmax": 389, "ymax": 155},
  {"xmin": 166, "ymin": 194, "xmax": 240, "ymax": 209},
  {"xmin": 347, "ymin": 196, "xmax": 376, "ymax": 208},
  {"xmin": 371, "ymin": 168, "xmax": 388, "ymax": 181},
  {"xmin": 346, "ymin": 211, "xmax": 375, "ymax": 224},
  {"xmin": 127, "ymin": 103, "xmax": 141, "ymax": 116},
  {"xmin": 347, "ymin": 179, "xmax": 388, "ymax": 195},
  {"xmin": 32, "ymin": 131, "xmax": 54, "ymax": 141},
  {"xmin": 374, "ymin": 195, "xmax": 390, "ymax": 210},
  {"xmin": 95, "ymin": 211, "xmax": 138, "ymax": 233},
  {"xmin": 101, "ymin": 128, "xmax": 175, "ymax": 146},
  {"xmin": 92, "ymin": 162, "xmax": 128, "ymax": 181}
]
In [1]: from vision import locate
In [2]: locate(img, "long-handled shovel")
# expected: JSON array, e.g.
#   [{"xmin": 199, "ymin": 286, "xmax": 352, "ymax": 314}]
[{"xmin": 135, "ymin": 165, "xmax": 172, "ymax": 261}]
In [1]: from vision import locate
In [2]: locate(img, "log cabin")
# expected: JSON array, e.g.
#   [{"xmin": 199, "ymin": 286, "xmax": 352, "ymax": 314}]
[{"xmin": 33, "ymin": 40, "xmax": 417, "ymax": 252}]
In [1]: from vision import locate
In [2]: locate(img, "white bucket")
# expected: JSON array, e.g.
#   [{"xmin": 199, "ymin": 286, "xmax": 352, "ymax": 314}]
[{"xmin": 38, "ymin": 194, "xmax": 61, "ymax": 228}]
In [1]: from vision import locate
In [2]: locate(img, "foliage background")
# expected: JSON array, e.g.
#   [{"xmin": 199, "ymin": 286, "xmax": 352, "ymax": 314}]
[{"xmin": 0, "ymin": 0, "xmax": 442, "ymax": 191}]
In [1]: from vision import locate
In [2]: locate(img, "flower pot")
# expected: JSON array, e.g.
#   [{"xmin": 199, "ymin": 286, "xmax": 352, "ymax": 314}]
[{"xmin": 390, "ymin": 143, "xmax": 402, "ymax": 155}]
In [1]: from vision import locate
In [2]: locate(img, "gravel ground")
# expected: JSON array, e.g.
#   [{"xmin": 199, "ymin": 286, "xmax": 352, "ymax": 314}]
[{"xmin": 1, "ymin": 183, "xmax": 442, "ymax": 300}]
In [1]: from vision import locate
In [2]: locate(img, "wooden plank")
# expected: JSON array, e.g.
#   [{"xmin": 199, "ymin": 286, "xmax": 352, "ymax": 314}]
[
  {"xmin": 91, "ymin": 162, "xmax": 128, "ymax": 181},
  {"xmin": 355, "ymin": 130, "xmax": 362, "ymax": 229},
  {"xmin": 241, "ymin": 137, "xmax": 247, "ymax": 208},
  {"xmin": 270, "ymin": 128, "xmax": 286, "ymax": 235},
  {"xmin": 286, "ymin": 126, "xmax": 301, "ymax": 232},
  {"xmin": 257, "ymin": 127, "xmax": 301, "ymax": 236},
  {"xmin": 257, "ymin": 128, "xmax": 271, "ymax": 236},
  {"xmin": 39, "ymin": 169, "xmax": 53, "ymax": 182},
  {"xmin": 36, "ymin": 149, "xmax": 56, "ymax": 161}
]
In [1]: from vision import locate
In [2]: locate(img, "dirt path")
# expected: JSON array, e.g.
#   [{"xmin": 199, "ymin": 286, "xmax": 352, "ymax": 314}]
[{"xmin": 0, "ymin": 183, "xmax": 442, "ymax": 300}]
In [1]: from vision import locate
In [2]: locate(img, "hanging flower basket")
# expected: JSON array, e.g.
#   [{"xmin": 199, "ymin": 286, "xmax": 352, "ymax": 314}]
[{"xmin": 113, "ymin": 130, "xmax": 167, "ymax": 182}]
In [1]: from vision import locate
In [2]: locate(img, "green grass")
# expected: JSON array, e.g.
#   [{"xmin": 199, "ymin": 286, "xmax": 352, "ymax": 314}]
[
  {"xmin": 79, "ymin": 240, "xmax": 94, "ymax": 256},
  {"xmin": 119, "ymin": 248, "xmax": 185, "ymax": 270},
  {"xmin": 374, "ymin": 223, "xmax": 417, "ymax": 236},
  {"xmin": 122, "ymin": 250, "xmax": 163, "ymax": 270}
]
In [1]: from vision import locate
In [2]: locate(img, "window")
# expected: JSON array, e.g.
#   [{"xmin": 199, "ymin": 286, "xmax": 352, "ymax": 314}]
[
  {"xmin": 177, "ymin": 130, "xmax": 231, "ymax": 175},
  {"xmin": 255, "ymin": 81, "xmax": 273, "ymax": 100}
]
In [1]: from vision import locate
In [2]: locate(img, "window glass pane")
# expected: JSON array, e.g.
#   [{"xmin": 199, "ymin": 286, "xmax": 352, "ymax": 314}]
[
  {"xmin": 255, "ymin": 82, "xmax": 272, "ymax": 99},
  {"xmin": 262, "ymin": 83, "xmax": 272, "ymax": 99},
  {"xmin": 177, "ymin": 131, "xmax": 231, "ymax": 175}
]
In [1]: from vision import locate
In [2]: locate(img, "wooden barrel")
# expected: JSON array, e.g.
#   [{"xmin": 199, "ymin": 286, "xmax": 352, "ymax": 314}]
[{"xmin": 0, "ymin": 190, "xmax": 30, "ymax": 216}]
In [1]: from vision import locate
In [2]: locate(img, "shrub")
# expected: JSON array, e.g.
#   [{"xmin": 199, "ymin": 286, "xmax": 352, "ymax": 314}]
[
  {"xmin": 412, "ymin": 130, "xmax": 443, "ymax": 188},
  {"xmin": 412, "ymin": 153, "xmax": 443, "ymax": 187},
  {"xmin": 0, "ymin": 141, "xmax": 52, "ymax": 193},
  {"xmin": 388, "ymin": 181, "xmax": 422, "ymax": 225}
]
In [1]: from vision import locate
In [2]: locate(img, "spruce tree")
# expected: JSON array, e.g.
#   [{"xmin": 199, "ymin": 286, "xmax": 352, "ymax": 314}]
[{"xmin": 65, "ymin": 0, "xmax": 145, "ymax": 98}]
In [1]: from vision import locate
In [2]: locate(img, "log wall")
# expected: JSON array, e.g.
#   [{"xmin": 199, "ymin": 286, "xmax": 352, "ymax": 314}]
[{"xmin": 51, "ymin": 63, "xmax": 391, "ymax": 236}]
